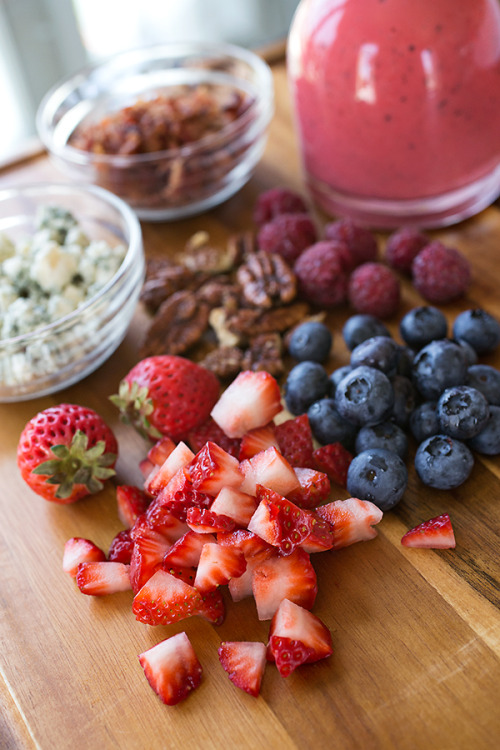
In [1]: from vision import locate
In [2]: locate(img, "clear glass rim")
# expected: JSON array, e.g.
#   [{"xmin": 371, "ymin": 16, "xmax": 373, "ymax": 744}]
[
  {"xmin": 0, "ymin": 181, "xmax": 144, "ymax": 348},
  {"xmin": 37, "ymin": 41, "xmax": 274, "ymax": 167}
]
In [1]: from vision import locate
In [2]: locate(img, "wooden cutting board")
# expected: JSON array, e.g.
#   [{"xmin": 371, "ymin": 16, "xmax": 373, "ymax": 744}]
[{"xmin": 0, "ymin": 62, "xmax": 499, "ymax": 750}]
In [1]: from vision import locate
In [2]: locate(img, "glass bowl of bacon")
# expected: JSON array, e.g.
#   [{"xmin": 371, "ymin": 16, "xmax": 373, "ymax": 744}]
[{"xmin": 36, "ymin": 43, "xmax": 274, "ymax": 221}]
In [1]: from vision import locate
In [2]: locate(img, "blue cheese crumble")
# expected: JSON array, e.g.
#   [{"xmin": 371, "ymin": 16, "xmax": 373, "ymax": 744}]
[{"xmin": 0, "ymin": 205, "xmax": 126, "ymax": 340}]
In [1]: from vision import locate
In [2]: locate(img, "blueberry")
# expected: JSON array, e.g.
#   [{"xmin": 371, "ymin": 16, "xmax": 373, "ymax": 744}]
[
  {"xmin": 453, "ymin": 338, "xmax": 478, "ymax": 366},
  {"xmin": 409, "ymin": 402, "xmax": 439, "ymax": 443},
  {"xmin": 350, "ymin": 336, "xmax": 401, "ymax": 376},
  {"xmin": 452, "ymin": 308, "xmax": 500, "ymax": 354},
  {"xmin": 284, "ymin": 361, "xmax": 330, "ymax": 415},
  {"xmin": 395, "ymin": 346, "xmax": 415, "ymax": 378},
  {"xmin": 415, "ymin": 434, "xmax": 474, "ymax": 489},
  {"xmin": 467, "ymin": 405, "xmax": 500, "ymax": 455},
  {"xmin": 288, "ymin": 321, "xmax": 333, "ymax": 363},
  {"xmin": 335, "ymin": 365, "xmax": 394, "ymax": 426},
  {"xmin": 355, "ymin": 421, "xmax": 408, "ymax": 459},
  {"xmin": 346, "ymin": 448, "xmax": 408, "ymax": 510},
  {"xmin": 412, "ymin": 339, "xmax": 468, "ymax": 400},
  {"xmin": 390, "ymin": 374, "xmax": 417, "ymax": 428},
  {"xmin": 399, "ymin": 306, "xmax": 448, "ymax": 350},
  {"xmin": 437, "ymin": 385, "xmax": 490, "ymax": 440},
  {"xmin": 307, "ymin": 398, "xmax": 358, "ymax": 447},
  {"xmin": 342, "ymin": 314, "xmax": 391, "ymax": 351},
  {"xmin": 465, "ymin": 364, "xmax": 500, "ymax": 405},
  {"xmin": 329, "ymin": 365, "xmax": 352, "ymax": 396}
]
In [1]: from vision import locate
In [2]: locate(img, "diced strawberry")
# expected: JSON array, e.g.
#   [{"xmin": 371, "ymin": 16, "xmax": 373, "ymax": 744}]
[
  {"xmin": 239, "ymin": 423, "xmax": 278, "ymax": 461},
  {"xmin": 218, "ymin": 641, "xmax": 267, "ymax": 697},
  {"xmin": 228, "ymin": 566, "xmax": 255, "ymax": 602},
  {"xmin": 138, "ymin": 631, "xmax": 203, "ymax": 706},
  {"xmin": 163, "ymin": 530, "xmax": 216, "ymax": 568},
  {"xmin": 217, "ymin": 529, "xmax": 274, "ymax": 561},
  {"xmin": 155, "ymin": 468, "xmax": 213, "ymax": 522},
  {"xmin": 269, "ymin": 636, "xmax": 315, "ymax": 677},
  {"xmin": 116, "ymin": 485, "xmax": 150, "ymax": 529},
  {"xmin": 313, "ymin": 443, "xmax": 353, "ymax": 487},
  {"xmin": 275, "ymin": 415, "xmax": 315, "ymax": 469},
  {"xmin": 210, "ymin": 486, "xmax": 257, "ymax": 528},
  {"xmin": 288, "ymin": 467, "xmax": 331, "ymax": 509},
  {"xmin": 188, "ymin": 441, "xmax": 243, "ymax": 496},
  {"xmin": 147, "ymin": 436, "xmax": 177, "ymax": 467},
  {"xmin": 132, "ymin": 569, "xmax": 202, "ymax": 625},
  {"xmin": 193, "ymin": 542, "xmax": 246, "ymax": 592},
  {"xmin": 62, "ymin": 537, "xmax": 106, "ymax": 577},
  {"xmin": 145, "ymin": 442, "xmax": 195, "ymax": 497},
  {"xmin": 251, "ymin": 548, "xmax": 317, "ymax": 620},
  {"xmin": 315, "ymin": 497, "xmax": 383, "ymax": 549},
  {"xmin": 401, "ymin": 513, "xmax": 456, "ymax": 549},
  {"xmin": 129, "ymin": 516, "xmax": 174, "ymax": 593},
  {"xmin": 239, "ymin": 447, "xmax": 300, "ymax": 497},
  {"xmin": 267, "ymin": 598, "xmax": 333, "ymax": 675},
  {"xmin": 163, "ymin": 564, "xmax": 226, "ymax": 625},
  {"xmin": 186, "ymin": 507, "xmax": 236, "ymax": 534},
  {"xmin": 108, "ymin": 529, "xmax": 134, "ymax": 564},
  {"xmin": 248, "ymin": 486, "xmax": 333, "ymax": 555},
  {"xmin": 139, "ymin": 457, "xmax": 155, "ymax": 479},
  {"xmin": 76, "ymin": 561, "xmax": 131, "ymax": 596},
  {"xmin": 211, "ymin": 370, "xmax": 283, "ymax": 438},
  {"xmin": 187, "ymin": 417, "xmax": 241, "ymax": 458},
  {"xmin": 144, "ymin": 499, "xmax": 189, "ymax": 542}
]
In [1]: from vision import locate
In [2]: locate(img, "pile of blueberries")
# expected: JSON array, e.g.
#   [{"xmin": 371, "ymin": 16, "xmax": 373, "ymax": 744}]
[{"xmin": 284, "ymin": 308, "xmax": 500, "ymax": 511}]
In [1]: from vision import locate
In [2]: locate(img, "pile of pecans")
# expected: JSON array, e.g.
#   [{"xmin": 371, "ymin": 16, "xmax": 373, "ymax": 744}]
[{"xmin": 139, "ymin": 231, "xmax": 315, "ymax": 380}]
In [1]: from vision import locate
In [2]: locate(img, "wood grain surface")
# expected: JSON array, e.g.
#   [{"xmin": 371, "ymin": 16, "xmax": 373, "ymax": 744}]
[{"xmin": 0, "ymin": 62, "xmax": 499, "ymax": 750}]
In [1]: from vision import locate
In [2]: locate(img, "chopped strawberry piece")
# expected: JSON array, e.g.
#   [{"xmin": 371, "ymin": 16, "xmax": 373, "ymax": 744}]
[
  {"xmin": 211, "ymin": 370, "xmax": 283, "ymax": 438},
  {"xmin": 239, "ymin": 447, "xmax": 300, "ymax": 497},
  {"xmin": 210, "ymin": 486, "xmax": 257, "ymax": 528},
  {"xmin": 163, "ymin": 564, "xmax": 226, "ymax": 625},
  {"xmin": 269, "ymin": 636, "xmax": 315, "ymax": 677},
  {"xmin": 132, "ymin": 569, "xmax": 202, "ymax": 625},
  {"xmin": 188, "ymin": 441, "xmax": 243, "ymax": 496},
  {"xmin": 108, "ymin": 529, "xmax": 134, "ymax": 564},
  {"xmin": 144, "ymin": 499, "xmax": 189, "ymax": 541},
  {"xmin": 186, "ymin": 507, "xmax": 236, "ymax": 534},
  {"xmin": 138, "ymin": 631, "xmax": 202, "ymax": 705},
  {"xmin": 116, "ymin": 485, "xmax": 150, "ymax": 529},
  {"xmin": 147, "ymin": 436, "xmax": 177, "ymax": 467},
  {"xmin": 218, "ymin": 641, "xmax": 267, "ymax": 697},
  {"xmin": 248, "ymin": 486, "xmax": 333, "ymax": 555},
  {"xmin": 288, "ymin": 467, "xmax": 331, "ymax": 509},
  {"xmin": 155, "ymin": 468, "xmax": 213, "ymax": 522},
  {"xmin": 228, "ymin": 566, "xmax": 255, "ymax": 602},
  {"xmin": 239, "ymin": 423, "xmax": 278, "ymax": 461},
  {"xmin": 401, "ymin": 513, "xmax": 456, "ymax": 549},
  {"xmin": 62, "ymin": 537, "xmax": 106, "ymax": 577},
  {"xmin": 275, "ymin": 414, "xmax": 315, "ymax": 468},
  {"xmin": 218, "ymin": 529, "xmax": 274, "ymax": 603},
  {"xmin": 267, "ymin": 598, "xmax": 333, "ymax": 670},
  {"xmin": 252, "ymin": 548, "xmax": 317, "ymax": 620},
  {"xmin": 194, "ymin": 542, "xmax": 246, "ymax": 592},
  {"xmin": 145, "ymin": 442, "xmax": 195, "ymax": 497},
  {"xmin": 129, "ymin": 514, "xmax": 176, "ymax": 593},
  {"xmin": 163, "ymin": 530, "xmax": 216, "ymax": 568},
  {"xmin": 313, "ymin": 442, "xmax": 353, "ymax": 487},
  {"xmin": 76, "ymin": 561, "xmax": 131, "ymax": 596},
  {"xmin": 315, "ymin": 498, "xmax": 383, "ymax": 549},
  {"xmin": 187, "ymin": 417, "xmax": 241, "ymax": 458}
]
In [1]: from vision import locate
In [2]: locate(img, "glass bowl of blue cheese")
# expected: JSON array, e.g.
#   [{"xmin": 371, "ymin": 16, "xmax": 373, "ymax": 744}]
[{"xmin": 0, "ymin": 183, "xmax": 144, "ymax": 401}]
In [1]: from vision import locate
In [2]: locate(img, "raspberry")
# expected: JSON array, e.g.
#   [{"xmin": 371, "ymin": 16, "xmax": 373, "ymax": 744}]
[
  {"xmin": 412, "ymin": 240, "xmax": 471, "ymax": 303},
  {"xmin": 385, "ymin": 227, "xmax": 429, "ymax": 274},
  {"xmin": 257, "ymin": 213, "xmax": 317, "ymax": 265},
  {"xmin": 324, "ymin": 217, "xmax": 378, "ymax": 270},
  {"xmin": 294, "ymin": 241, "xmax": 350, "ymax": 308},
  {"xmin": 348, "ymin": 262, "xmax": 401, "ymax": 319},
  {"xmin": 253, "ymin": 187, "xmax": 308, "ymax": 226}
]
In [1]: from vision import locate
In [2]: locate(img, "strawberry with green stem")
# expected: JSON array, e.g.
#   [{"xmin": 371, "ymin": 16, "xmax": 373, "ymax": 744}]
[{"xmin": 17, "ymin": 404, "xmax": 118, "ymax": 503}]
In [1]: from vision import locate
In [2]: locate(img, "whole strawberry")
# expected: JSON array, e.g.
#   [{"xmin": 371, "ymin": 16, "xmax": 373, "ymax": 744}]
[
  {"xmin": 111, "ymin": 355, "xmax": 220, "ymax": 441},
  {"xmin": 17, "ymin": 404, "xmax": 118, "ymax": 503}
]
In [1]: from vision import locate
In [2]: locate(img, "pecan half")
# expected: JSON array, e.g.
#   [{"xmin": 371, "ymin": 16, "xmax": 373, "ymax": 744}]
[
  {"xmin": 140, "ymin": 258, "xmax": 192, "ymax": 313},
  {"xmin": 140, "ymin": 290, "xmax": 209, "ymax": 358},
  {"xmin": 227, "ymin": 231, "xmax": 257, "ymax": 265},
  {"xmin": 227, "ymin": 301, "xmax": 310, "ymax": 338},
  {"xmin": 200, "ymin": 346, "xmax": 244, "ymax": 380},
  {"xmin": 242, "ymin": 333, "xmax": 285, "ymax": 378},
  {"xmin": 237, "ymin": 251, "xmax": 297, "ymax": 308}
]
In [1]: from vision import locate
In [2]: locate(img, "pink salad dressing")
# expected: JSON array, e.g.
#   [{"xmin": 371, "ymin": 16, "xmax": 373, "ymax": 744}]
[{"xmin": 287, "ymin": 0, "xmax": 500, "ymax": 227}]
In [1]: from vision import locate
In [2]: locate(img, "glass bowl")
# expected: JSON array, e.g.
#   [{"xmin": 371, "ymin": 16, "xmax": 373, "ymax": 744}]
[
  {"xmin": 0, "ymin": 183, "xmax": 144, "ymax": 402},
  {"xmin": 36, "ymin": 42, "xmax": 274, "ymax": 221}
]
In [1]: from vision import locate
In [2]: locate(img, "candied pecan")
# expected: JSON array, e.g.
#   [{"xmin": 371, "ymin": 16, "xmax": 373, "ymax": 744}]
[
  {"xmin": 226, "ymin": 308, "xmax": 262, "ymax": 338},
  {"xmin": 227, "ymin": 302, "xmax": 310, "ymax": 338},
  {"xmin": 227, "ymin": 231, "xmax": 257, "ymax": 265},
  {"xmin": 200, "ymin": 346, "xmax": 244, "ymax": 379},
  {"xmin": 242, "ymin": 333, "xmax": 285, "ymax": 378},
  {"xmin": 140, "ymin": 290, "xmax": 209, "ymax": 358},
  {"xmin": 196, "ymin": 277, "xmax": 241, "ymax": 309},
  {"xmin": 236, "ymin": 251, "xmax": 296, "ymax": 308},
  {"xmin": 140, "ymin": 257, "xmax": 193, "ymax": 313},
  {"xmin": 177, "ymin": 231, "xmax": 236, "ymax": 275}
]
